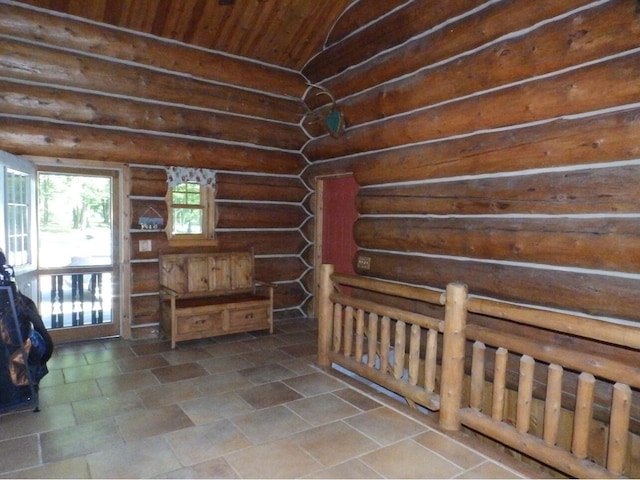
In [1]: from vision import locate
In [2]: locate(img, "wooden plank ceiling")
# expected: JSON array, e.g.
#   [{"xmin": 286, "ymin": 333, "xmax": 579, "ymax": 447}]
[{"xmin": 13, "ymin": 0, "xmax": 357, "ymax": 71}]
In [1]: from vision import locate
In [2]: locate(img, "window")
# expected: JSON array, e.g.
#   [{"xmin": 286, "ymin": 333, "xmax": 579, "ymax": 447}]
[
  {"xmin": 165, "ymin": 166, "xmax": 217, "ymax": 244},
  {"xmin": 167, "ymin": 181, "xmax": 216, "ymax": 242}
]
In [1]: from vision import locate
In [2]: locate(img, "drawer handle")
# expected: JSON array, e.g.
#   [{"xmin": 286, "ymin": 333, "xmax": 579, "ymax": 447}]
[
  {"xmin": 195, "ymin": 319, "xmax": 206, "ymax": 324},
  {"xmin": 245, "ymin": 313, "xmax": 253, "ymax": 319}
]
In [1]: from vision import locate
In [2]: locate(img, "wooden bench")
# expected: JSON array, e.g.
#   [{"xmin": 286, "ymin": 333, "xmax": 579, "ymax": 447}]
[{"xmin": 159, "ymin": 250, "xmax": 273, "ymax": 349}]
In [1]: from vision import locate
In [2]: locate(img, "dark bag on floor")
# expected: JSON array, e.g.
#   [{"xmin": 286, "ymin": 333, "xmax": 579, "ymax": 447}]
[{"xmin": 0, "ymin": 252, "xmax": 53, "ymax": 410}]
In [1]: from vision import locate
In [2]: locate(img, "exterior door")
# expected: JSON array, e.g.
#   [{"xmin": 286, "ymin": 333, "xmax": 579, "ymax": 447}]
[{"xmin": 36, "ymin": 167, "xmax": 120, "ymax": 343}]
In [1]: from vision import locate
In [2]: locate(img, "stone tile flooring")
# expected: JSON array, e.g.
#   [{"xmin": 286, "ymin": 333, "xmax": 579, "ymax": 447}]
[{"xmin": 0, "ymin": 318, "xmax": 543, "ymax": 478}]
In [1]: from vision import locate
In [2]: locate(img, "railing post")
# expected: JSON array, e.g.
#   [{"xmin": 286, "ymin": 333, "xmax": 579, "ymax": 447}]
[
  {"xmin": 607, "ymin": 382, "xmax": 631, "ymax": 474},
  {"xmin": 317, "ymin": 263, "xmax": 334, "ymax": 368},
  {"xmin": 439, "ymin": 282, "xmax": 468, "ymax": 431}
]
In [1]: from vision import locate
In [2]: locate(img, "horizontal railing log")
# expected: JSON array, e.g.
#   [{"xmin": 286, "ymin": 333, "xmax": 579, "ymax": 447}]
[
  {"xmin": 458, "ymin": 407, "xmax": 621, "ymax": 479},
  {"xmin": 466, "ymin": 297, "xmax": 640, "ymax": 350},
  {"xmin": 329, "ymin": 271, "xmax": 444, "ymax": 305}
]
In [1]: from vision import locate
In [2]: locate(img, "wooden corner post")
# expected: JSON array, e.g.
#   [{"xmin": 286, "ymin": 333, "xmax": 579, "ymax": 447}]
[
  {"xmin": 317, "ymin": 263, "xmax": 334, "ymax": 368},
  {"xmin": 439, "ymin": 282, "xmax": 468, "ymax": 431}
]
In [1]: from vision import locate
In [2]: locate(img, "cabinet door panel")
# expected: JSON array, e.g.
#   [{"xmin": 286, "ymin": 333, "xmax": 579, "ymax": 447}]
[
  {"xmin": 161, "ymin": 255, "xmax": 187, "ymax": 293},
  {"xmin": 187, "ymin": 256, "xmax": 210, "ymax": 292},
  {"xmin": 230, "ymin": 252, "xmax": 253, "ymax": 290},
  {"xmin": 209, "ymin": 255, "xmax": 232, "ymax": 291}
]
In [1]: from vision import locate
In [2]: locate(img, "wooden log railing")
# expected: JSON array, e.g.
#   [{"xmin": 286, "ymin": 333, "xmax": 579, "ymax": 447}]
[
  {"xmin": 440, "ymin": 285, "xmax": 640, "ymax": 479},
  {"xmin": 317, "ymin": 263, "xmax": 446, "ymax": 411},
  {"xmin": 317, "ymin": 264, "xmax": 639, "ymax": 478}
]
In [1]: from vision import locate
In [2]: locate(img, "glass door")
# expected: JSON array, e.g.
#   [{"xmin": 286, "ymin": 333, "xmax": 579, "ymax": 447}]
[
  {"xmin": 36, "ymin": 167, "xmax": 120, "ymax": 343},
  {"xmin": 0, "ymin": 151, "xmax": 37, "ymax": 300}
]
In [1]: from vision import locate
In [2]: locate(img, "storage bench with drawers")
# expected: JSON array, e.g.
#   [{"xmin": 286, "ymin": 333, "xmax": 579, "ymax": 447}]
[{"xmin": 159, "ymin": 249, "xmax": 273, "ymax": 348}]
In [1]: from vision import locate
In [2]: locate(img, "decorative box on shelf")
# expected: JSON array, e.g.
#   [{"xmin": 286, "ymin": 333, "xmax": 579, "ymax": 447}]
[{"xmin": 138, "ymin": 206, "xmax": 164, "ymax": 230}]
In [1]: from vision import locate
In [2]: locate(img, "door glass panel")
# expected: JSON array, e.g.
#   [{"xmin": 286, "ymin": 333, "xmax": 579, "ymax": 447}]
[{"xmin": 38, "ymin": 173, "xmax": 112, "ymax": 268}]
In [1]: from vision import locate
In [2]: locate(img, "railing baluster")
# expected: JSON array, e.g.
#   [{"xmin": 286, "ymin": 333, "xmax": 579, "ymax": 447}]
[
  {"xmin": 543, "ymin": 363, "xmax": 563, "ymax": 446},
  {"xmin": 492, "ymin": 347, "xmax": 508, "ymax": 421},
  {"xmin": 90, "ymin": 273, "xmax": 103, "ymax": 324},
  {"xmin": 408, "ymin": 324, "xmax": 420, "ymax": 386},
  {"xmin": 607, "ymin": 382, "xmax": 631, "ymax": 474},
  {"xmin": 332, "ymin": 303, "xmax": 342, "ymax": 353},
  {"xmin": 71, "ymin": 274, "xmax": 84, "ymax": 326},
  {"xmin": 516, "ymin": 355, "xmax": 535, "ymax": 433},
  {"xmin": 470, "ymin": 341, "xmax": 486, "ymax": 411},
  {"xmin": 572, "ymin": 372, "xmax": 595, "ymax": 459},
  {"xmin": 343, "ymin": 306, "xmax": 354, "ymax": 357},
  {"xmin": 424, "ymin": 328, "xmax": 437, "ymax": 393},
  {"xmin": 393, "ymin": 320, "xmax": 406, "ymax": 380},
  {"xmin": 355, "ymin": 308, "xmax": 365, "ymax": 362},
  {"xmin": 380, "ymin": 315, "xmax": 390, "ymax": 374},
  {"xmin": 51, "ymin": 274, "xmax": 64, "ymax": 328},
  {"xmin": 367, "ymin": 312, "xmax": 378, "ymax": 367}
]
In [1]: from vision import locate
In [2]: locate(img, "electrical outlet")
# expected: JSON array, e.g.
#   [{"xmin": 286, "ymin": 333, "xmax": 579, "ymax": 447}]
[
  {"xmin": 357, "ymin": 255, "xmax": 371, "ymax": 270},
  {"xmin": 139, "ymin": 239, "xmax": 152, "ymax": 252}
]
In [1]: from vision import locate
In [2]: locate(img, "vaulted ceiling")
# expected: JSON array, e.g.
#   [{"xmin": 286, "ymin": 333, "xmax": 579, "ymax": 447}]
[{"xmin": 13, "ymin": 0, "xmax": 361, "ymax": 71}]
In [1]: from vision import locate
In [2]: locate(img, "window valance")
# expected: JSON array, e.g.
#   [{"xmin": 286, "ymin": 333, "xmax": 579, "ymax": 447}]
[{"xmin": 166, "ymin": 166, "xmax": 217, "ymax": 188}]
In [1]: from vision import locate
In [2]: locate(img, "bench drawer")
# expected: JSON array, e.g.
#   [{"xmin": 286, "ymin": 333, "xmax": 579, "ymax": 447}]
[
  {"xmin": 229, "ymin": 304, "xmax": 270, "ymax": 330},
  {"xmin": 177, "ymin": 311, "xmax": 224, "ymax": 335}
]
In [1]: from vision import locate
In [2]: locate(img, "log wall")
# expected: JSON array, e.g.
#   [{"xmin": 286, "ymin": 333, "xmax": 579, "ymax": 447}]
[
  {"xmin": 129, "ymin": 167, "xmax": 310, "ymax": 335},
  {"xmin": 4, "ymin": 0, "xmax": 640, "ymax": 333},
  {"xmin": 0, "ymin": 3, "xmax": 312, "ymax": 338},
  {"xmin": 302, "ymin": 0, "xmax": 640, "ymax": 324}
]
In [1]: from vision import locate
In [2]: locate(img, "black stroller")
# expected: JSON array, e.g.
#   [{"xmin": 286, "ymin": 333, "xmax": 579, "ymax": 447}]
[{"xmin": 0, "ymin": 251, "xmax": 53, "ymax": 412}]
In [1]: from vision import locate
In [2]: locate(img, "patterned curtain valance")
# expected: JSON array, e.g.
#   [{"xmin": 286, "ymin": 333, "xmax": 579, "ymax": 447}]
[{"xmin": 166, "ymin": 166, "xmax": 217, "ymax": 188}]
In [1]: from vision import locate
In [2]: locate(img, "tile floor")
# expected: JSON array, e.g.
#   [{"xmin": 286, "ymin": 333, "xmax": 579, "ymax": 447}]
[{"xmin": 0, "ymin": 318, "xmax": 543, "ymax": 478}]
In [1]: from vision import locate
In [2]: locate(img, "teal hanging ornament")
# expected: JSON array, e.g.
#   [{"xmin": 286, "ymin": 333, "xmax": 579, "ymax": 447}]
[
  {"xmin": 325, "ymin": 107, "xmax": 344, "ymax": 138},
  {"xmin": 306, "ymin": 83, "xmax": 344, "ymax": 138}
]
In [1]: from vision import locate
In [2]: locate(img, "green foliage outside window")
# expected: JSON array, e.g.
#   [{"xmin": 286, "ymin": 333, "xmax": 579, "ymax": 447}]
[{"xmin": 171, "ymin": 182, "xmax": 205, "ymax": 235}]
